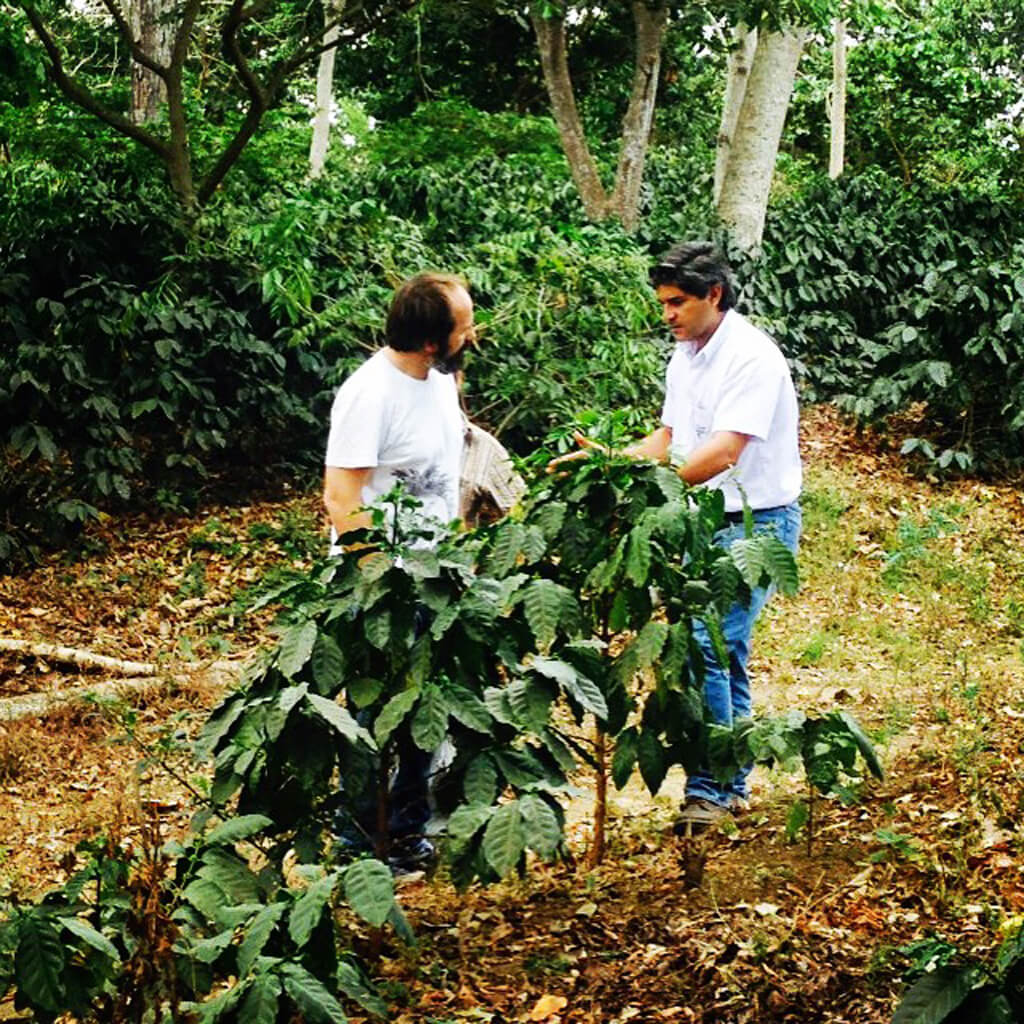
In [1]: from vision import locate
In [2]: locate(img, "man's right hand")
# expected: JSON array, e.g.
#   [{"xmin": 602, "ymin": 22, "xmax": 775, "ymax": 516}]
[{"xmin": 545, "ymin": 432, "xmax": 610, "ymax": 474}]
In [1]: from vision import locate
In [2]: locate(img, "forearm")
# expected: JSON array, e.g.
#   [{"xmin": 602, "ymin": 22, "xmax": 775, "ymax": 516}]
[
  {"xmin": 623, "ymin": 425, "xmax": 672, "ymax": 461},
  {"xmin": 675, "ymin": 431, "xmax": 750, "ymax": 485},
  {"xmin": 323, "ymin": 467, "xmax": 373, "ymax": 537}
]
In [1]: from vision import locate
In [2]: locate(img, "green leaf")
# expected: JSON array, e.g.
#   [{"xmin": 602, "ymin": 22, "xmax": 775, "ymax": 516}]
[
  {"xmin": 205, "ymin": 814, "xmax": 274, "ymax": 846},
  {"xmin": 347, "ymin": 677, "xmax": 383, "ymax": 708},
  {"xmin": 311, "ymin": 633, "xmax": 345, "ymax": 692},
  {"xmin": 785, "ymin": 800, "xmax": 809, "ymax": 842},
  {"xmin": 756, "ymin": 536, "xmax": 800, "ymax": 596},
  {"xmin": 486, "ymin": 522, "xmax": 526, "ymax": 576},
  {"xmin": 364, "ymin": 608, "xmax": 392, "ymax": 650},
  {"xmin": 411, "ymin": 685, "xmax": 448, "ymax": 751},
  {"xmin": 636, "ymin": 729, "xmax": 667, "ymax": 794},
  {"xmin": 307, "ymin": 692, "xmax": 376, "ymax": 749},
  {"xmin": 447, "ymin": 803, "xmax": 494, "ymax": 844},
  {"xmin": 198, "ymin": 848, "xmax": 262, "ymax": 904},
  {"xmin": 58, "ymin": 916, "xmax": 119, "ymax": 961},
  {"xmin": 443, "ymin": 684, "xmax": 493, "ymax": 732},
  {"xmin": 238, "ymin": 971, "xmax": 281, "ymax": 1024},
  {"xmin": 183, "ymin": 877, "xmax": 227, "ymax": 919},
  {"xmin": 289, "ymin": 873, "xmax": 337, "ymax": 948},
  {"xmin": 522, "ymin": 579, "xmax": 575, "ymax": 651},
  {"xmin": 630, "ymin": 621, "xmax": 669, "ymax": 671},
  {"xmin": 506, "ymin": 678, "xmax": 553, "ymax": 731},
  {"xmin": 560, "ymin": 668, "xmax": 608, "ymax": 720},
  {"xmin": 280, "ymin": 962, "xmax": 348, "ymax": 1024},
  {"xmin": 278, "ymin": 684, "xmax": 308, "ymax": 718},
  {"xmin": 193, "ymin": 980, "xmax": 247, "ymax": 1024},
  {"xmin": 344, "ymin": 859, "xmax": 394, "ymax": 928},
  {"xmin": 836, "ymin": 711, "xmax": 884, "ymax": 779},
  {"xmin": 529, "ymin": 656, "xmax": 577, "ymax": 688},
  {"xmin": 336, "ymin": 962, "xmax": 388, "ymax": 1018},
  {"xmin": 891, "ymin": 966, "xmax": 977, "ymax": 1024},
  {"xmin": 238, "ymin": 902, "xmax": 287, "ymax": 977},
  {"xmin": 482, "ymin": 801, "xmax": 525, "ymax": 878},
  {"xmin": 464, "ymin": 754, "xmax": 498, "ymax": 805},
  {"xmin": 16, "ymin": 917, "xmax": 67, "ymax": 1012},
  {"xmin": 612, "ymin": 727, "xmax": 639, "ymax": 790},
  {"xmin": 624, "ymin": 528, "xmax": 652, "ymax": 585},
  {"xmin": 279, "ymin": 620, "xmax": 318, "ymax": 678},
  {"xmin": 187, "ymin": 930, "xmax": 235, "ymax": 964},
  {"xmin": 519, "ymin": 794, "xmax": 561, "ymax": 859},
  {"xmin": 374, "ymin": 689, "xmax": 418, "ymax": 744}
]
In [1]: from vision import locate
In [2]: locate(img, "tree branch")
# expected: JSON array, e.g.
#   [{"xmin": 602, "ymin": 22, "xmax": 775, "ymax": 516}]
[
  {"xmin": 20, "ymin": 4, "xmax": 171, "ymax": 161},
  {"xmin": 96, "ymin": 0, "xmax": 168, "ymax": 77}
]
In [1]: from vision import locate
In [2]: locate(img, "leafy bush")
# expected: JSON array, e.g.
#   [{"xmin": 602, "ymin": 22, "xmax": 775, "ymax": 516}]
[{"xmin": 734, "ymin": 173, "xmax": 1024, "ymax": 474}]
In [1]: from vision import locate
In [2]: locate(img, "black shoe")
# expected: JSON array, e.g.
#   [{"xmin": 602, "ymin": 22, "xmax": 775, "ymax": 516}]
[{"xmin": 388, "ymin": 837, "xmax": 437, "ymax": 880}]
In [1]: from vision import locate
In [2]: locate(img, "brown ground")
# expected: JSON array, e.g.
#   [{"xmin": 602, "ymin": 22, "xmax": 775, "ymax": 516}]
[{"xmin": 2, "ymin": 405, "xmax": 1023, "ymax": 1024}]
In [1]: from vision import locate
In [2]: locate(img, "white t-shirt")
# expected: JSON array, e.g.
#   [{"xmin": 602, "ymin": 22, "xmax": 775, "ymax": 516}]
[
  {"xmin": 324, "ymin": 349, "xmax": 464, "ymax": 544},
  {"xmin": 660, "ymin": 309, "xmax": 801, "ymax": 513}
]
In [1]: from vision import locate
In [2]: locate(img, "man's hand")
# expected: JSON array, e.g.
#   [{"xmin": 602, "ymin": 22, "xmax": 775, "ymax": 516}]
[{"xmin": 545, "ymin": 432, "xmax": 610, "ymax": 474}]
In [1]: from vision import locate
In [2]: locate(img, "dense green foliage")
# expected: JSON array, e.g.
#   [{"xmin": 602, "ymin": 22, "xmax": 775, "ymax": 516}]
[{"xmin": 2, "ymin": 0, "xmax": 1022, "ymax": 554}]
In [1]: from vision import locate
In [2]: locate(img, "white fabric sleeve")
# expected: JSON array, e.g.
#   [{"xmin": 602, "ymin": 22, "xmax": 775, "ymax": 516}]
[
  {"xmin": 324, "ymin": 381, "xmax": 384, "ymax": 468},
  {"xmin": 711, "ymin": 351, "xmax": 784, "ymax": 441},
  {"xmin": 660, "ymin": 351, "xmax": 679, "ymax": 428}
]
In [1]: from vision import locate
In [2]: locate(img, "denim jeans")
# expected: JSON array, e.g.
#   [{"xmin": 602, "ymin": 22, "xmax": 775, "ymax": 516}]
[{"xmin": 685, "ymin": 502, "xmax": 802, "ymax": 808}]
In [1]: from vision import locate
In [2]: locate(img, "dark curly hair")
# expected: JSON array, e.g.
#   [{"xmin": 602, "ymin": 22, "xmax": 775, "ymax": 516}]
[{"xmin": 648, "ymin": 241, "xmax": 736, "ymax": 311}]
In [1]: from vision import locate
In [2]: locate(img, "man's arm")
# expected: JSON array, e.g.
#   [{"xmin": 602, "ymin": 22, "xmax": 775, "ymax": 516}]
[
  {"xmin": 675, "ymin": 430, "xmax": 750, "ymax": 485},
  {"xmin": 547, "ymin": 424, "xmax": 672, "ymax": 471},
  {"xmin": 323, "ymin": 466, "xmax": 373, "ymax": 537},
  {"xmin": 623, "ymin": 425, "xmax": 672, "ymax": 460}
]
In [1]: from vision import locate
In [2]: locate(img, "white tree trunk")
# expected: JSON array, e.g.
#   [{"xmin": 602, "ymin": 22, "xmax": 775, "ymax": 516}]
[
  {"xmin": 309, "ymin": 1, "xmax": 344, "ymax": 178},
  {"xmin": 828, "ymin": 17, "xmax": 847, "ymax": 179},
  {"xmin": 610, "ymin": 0, "xmax": 668, "ymax": 232},
  {"xmin": 130, "ymin": 0, "xmax": 173, "ymax": 124},
  {"xmin": 713, "ymin": 22, "xmax": 758, "ymax": 206},
  {"xmin": 531, "ymin": 11, "xmax": 610, "ymax": 221},
  {"xmin": 716, "ymin": 26, "xmax": 808, "ymax": 252}
]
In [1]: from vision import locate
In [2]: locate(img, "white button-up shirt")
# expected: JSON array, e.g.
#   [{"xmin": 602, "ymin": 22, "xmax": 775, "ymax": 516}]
[{"xmin": 660, "ymin": 309, "xmax": 802, "ymax": 513}]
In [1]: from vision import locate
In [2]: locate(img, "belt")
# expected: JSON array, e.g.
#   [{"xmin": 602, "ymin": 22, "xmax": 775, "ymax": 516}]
[{"xmin": 723, "ymin": 504, "xmax": 791, "ymax": 524}]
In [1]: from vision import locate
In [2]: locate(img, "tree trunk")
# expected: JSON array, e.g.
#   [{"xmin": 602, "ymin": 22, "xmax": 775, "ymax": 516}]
[
  {"xmin": 609, "ymin": 0, "xmax": 667, "ymax": 232},
  {"xmin": 716, "ymin": 26, "xmax": 808, "ymax": 252},
  {"xmin": 828, "ymin": 17, "xmax": 847, "ymax": 179},
  {"xmin": 309, "ymin": 0, "xmax": 345, "ymax": 178},
  {"xmin": 713, "ymin": 22, "xmax": 758, "ymax": 205},
  {"xmin": 130, "ymin": 0, "xmax": 173, "ymax": 124},
  {"xmin": 531, "ymin": 10, "xmax": 610, "ymax": 222}
]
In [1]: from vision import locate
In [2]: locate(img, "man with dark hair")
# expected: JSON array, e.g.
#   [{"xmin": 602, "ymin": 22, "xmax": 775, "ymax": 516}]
[
  {"xmin": 323, "ymin": 271, "xmax": 475, "ymax": 871},
  {"xmin": 555, "ymin": 241, "xmax": 801, "ymax": 833},
  {"xmin": 324, "ymin": 272, "xmax": 474, "ymax": 548}
]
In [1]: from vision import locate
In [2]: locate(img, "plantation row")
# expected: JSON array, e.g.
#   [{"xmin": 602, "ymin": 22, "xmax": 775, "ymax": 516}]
[{"xmin": 3, "ymin": 105, "xmax": 1024, "ymax": 568}]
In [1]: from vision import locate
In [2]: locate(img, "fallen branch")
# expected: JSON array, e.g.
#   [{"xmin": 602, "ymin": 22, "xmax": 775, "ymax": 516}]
[
  {"xmin": 0, "ymin": 658, "xmax": 244, "ymax": 723},
  {"xmin": 0, "ymin": 638, "xmax": 158, "ymax": 677}
]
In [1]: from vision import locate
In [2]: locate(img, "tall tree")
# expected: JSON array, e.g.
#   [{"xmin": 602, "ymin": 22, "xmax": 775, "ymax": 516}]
[
  {"xmin": 129, "ymin": 0, "xmax": 173, "ymax": 123},
  {"xmin": 17, "ymin": 0, "xmax": 397, "ymax": 219},
  {"xmin": 828, "ymin": 15, "xmax": 847, "ymax": 178},
  {"xmin": 309, "ymin": 0, "xmax": 346, "ymax": 177},
  {"xmin": 713, "ymin": 22, "xmax": 758, "ymax": 205},
  {"xmin": 531, "ymin": 0, "xmax": 668, "ymax": 230}
]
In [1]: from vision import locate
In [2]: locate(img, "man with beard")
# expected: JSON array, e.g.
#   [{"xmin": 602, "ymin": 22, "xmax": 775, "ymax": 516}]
[
  {"xmin": 324, "ymin": 271, "xmax": 474, "ymax": 549},
  {"xmin": 323, "ymin": 271, "xmax": 475, "ymax": 873}
]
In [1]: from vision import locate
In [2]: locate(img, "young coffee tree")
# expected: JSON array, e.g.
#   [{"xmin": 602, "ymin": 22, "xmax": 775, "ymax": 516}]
[{"xmin": 476, "ymin": 450, "xmax": 801, "ymax": 863}]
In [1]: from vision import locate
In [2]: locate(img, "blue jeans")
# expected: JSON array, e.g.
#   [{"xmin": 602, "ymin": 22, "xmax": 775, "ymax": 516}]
[{"xmin": 685, "ymin": 502, "xmax": 802, "ymax": 808}]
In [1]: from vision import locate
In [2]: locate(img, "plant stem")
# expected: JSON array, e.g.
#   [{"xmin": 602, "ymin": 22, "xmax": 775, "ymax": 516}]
[{"xmin": 587, "ymin": 722, "xmax": 607, "ymax": 868}]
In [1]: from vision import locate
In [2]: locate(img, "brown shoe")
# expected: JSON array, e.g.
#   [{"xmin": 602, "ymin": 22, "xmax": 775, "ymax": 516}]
[{"xmin": 672, "ymin": 797, "xmax": 730, "ymax": 837}]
